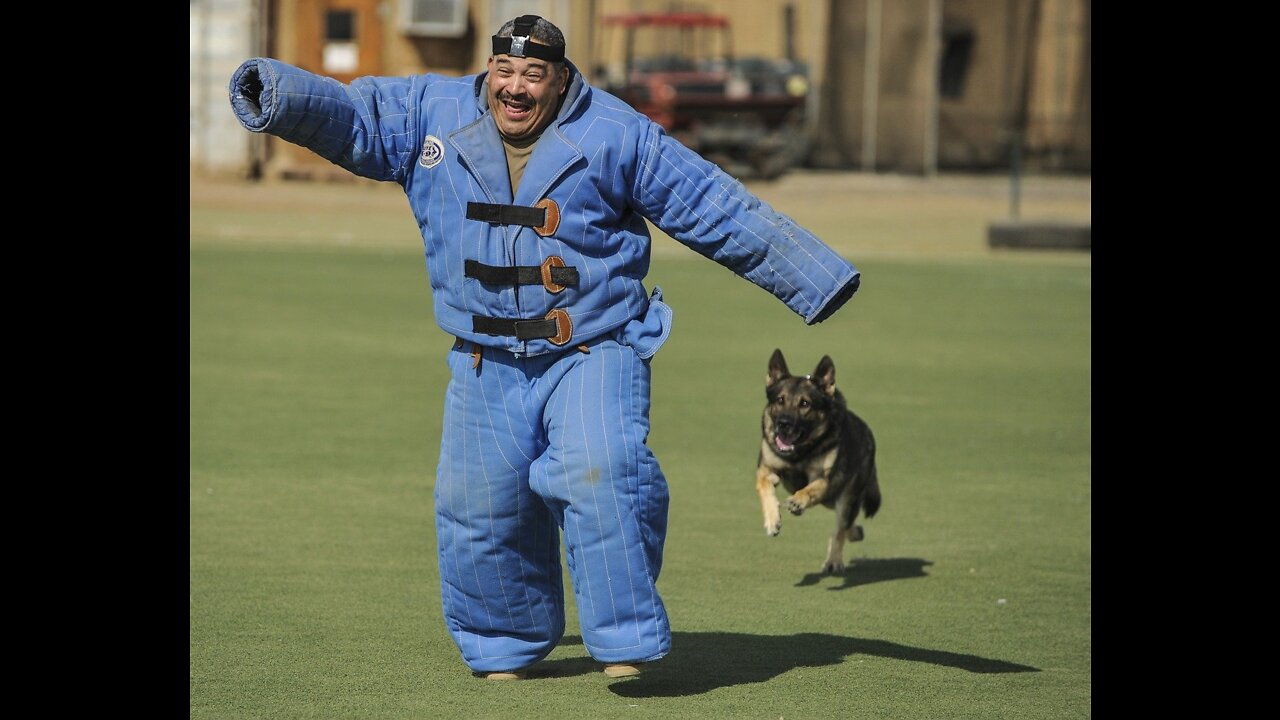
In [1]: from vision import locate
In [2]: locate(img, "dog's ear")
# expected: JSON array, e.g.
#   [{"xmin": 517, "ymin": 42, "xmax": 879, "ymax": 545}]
[
  {"xmin": 766, "ymin": 348, "xmax": 790, "ymax": 387},
  {"xmin": 812, "ymin": 355, "xmax": 836, "ymax": 396}
]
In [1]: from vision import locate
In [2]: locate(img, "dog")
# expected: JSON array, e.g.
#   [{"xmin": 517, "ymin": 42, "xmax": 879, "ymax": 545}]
[{"xmin": 756, "ymin": 348, "xmax": 882, "ymax": 574}]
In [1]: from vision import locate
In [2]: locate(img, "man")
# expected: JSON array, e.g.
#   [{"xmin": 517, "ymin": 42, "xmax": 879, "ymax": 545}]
[{"xmin": 228, "ymin": 15, "xmax": 860, "ymax": 681}]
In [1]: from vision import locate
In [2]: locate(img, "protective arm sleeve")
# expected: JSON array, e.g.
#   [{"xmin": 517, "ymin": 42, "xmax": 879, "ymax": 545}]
[
  {"xmin": 630, "ymin": 124, "xmax": 860, "ymax": 325},
  {"xmin": 228, "ymin": 58, "xmax": 417, "ymax": 183}
]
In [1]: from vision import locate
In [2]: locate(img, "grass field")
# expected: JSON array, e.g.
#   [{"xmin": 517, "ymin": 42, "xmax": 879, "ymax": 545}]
[{"xmin": 190, "ymin": 170, "xmax": 1091, "ymax": 719}]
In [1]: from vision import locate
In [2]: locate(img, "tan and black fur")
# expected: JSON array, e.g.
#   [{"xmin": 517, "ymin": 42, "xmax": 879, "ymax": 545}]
[{"xmin": 756, "ymin": 349, "xmax": 882, "ymax": 574}]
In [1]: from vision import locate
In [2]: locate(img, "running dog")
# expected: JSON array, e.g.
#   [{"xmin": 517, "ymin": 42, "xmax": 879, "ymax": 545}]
[{"xmin": 756, "ymin": 349, "xmax": 882, "ymax": 574}]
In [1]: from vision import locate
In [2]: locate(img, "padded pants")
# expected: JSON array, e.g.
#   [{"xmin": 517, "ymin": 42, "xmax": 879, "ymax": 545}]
[{"xmin": 434, "ymin": 334, "xmax": 671, "ymax": 672}]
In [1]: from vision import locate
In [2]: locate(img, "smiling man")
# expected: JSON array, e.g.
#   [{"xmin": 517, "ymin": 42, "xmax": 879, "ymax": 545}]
[
  {"xmin": 228, "ymin": 14, "xmax": 861, "ymax": 682},
  {"xmin": 487, "ymin": 30, "xmax": 569, "ymax": 140},
  {"xmin": 484, "ymin": 19, "xmax": 571, "ymax": 201}
]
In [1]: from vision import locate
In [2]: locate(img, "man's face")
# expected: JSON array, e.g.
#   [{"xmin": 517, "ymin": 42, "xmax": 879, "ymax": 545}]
[{"xmin": 486, "ymin": 50, "xmax": 569, "ymax": 141}]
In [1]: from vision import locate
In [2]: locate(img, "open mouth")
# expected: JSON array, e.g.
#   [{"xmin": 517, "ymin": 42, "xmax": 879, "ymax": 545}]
[
  {"xmin": 501, "ymin": 96, "xmax": 532, "ymax": 120},
  {"xmin": 774, "ymin": 432, "xmax": 802, "ymax": 453}
]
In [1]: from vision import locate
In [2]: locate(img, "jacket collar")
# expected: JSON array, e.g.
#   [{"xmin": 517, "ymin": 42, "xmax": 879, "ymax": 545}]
[{"xmin": 448, "ymin": 62, "xmax": 587, "ymax": 205}]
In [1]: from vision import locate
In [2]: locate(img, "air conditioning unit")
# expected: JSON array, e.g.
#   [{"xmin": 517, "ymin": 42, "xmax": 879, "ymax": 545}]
[{"xmin": 403, "ymin": 0, "xmax": 468, "ymax": 38}]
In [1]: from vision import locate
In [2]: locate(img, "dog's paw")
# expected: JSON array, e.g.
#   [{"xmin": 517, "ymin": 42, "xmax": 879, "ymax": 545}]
[
  {"xmin": 820, "ymin": 559, "xmax": 846, "ymax": 575},
  {"xmin": 785, "ymin": 497, "xmax": 806, "ymax": 516},
  {"xmin": 765, "ymin": 520, "xmax": 781, "ymax": 537}
]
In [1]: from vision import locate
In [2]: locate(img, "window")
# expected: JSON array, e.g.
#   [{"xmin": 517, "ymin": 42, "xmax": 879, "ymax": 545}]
[
  {"xmin": 323, "ymin": 10, "xmax": 358, "ymax": 74},
  {"xmin": 402, "ymin": 0, "xmax": 468, "ymax": 37},
  {"xmin": 939, "ymin": 30, "xmax": 974, "ymax": 99}
]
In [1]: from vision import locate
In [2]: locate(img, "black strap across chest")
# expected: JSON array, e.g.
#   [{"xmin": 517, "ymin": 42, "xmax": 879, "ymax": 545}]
[
  {"xmin": 465, "ymin": 260, "xmax": 578, "ymax": 287},
  {"xmin": 466, "ymin": 202, "xmax": 546, "ymax": 228},
  {"xmin": 472, "ymin": 316, "xmax": 558, "ymax": 340}
]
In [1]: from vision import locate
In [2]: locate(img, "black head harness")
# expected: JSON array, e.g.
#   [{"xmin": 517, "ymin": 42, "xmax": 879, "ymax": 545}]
[{"xmin": 492, "ymin": 15, "xmax": 565, "ymax": 63}]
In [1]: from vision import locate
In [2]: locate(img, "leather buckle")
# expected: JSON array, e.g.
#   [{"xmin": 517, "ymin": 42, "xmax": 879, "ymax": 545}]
[
  {"xmin": 545, "ymin": 308, "xmax": 572, "ymax": 346},
  {"xmin": 541, "ymin": 256, "xmax": 567, "ymax": 294},
  {"xmin": 534, "ymin": 198, "xmax": 560, "ymax": 236}
]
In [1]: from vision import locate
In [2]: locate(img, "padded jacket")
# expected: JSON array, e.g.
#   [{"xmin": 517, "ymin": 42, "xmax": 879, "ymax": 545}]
[{"xmin": 229, "ymin": 58, "xmax": 860, "ymax": 357}]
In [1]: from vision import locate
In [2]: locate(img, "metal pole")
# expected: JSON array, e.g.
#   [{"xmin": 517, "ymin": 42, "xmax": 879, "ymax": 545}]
[
  {"xmin": 861, "ymin": 0, "xmax": 880, "ymax": 172},
  {"xmin": 1011, "ymin": 0, "xmax": 1043, "ymax": 219},
  {"xmin": 1011, "ymin": 131, "xmax": 1022, "ymax": 220},
  {"xmin": 1051, "ymin": 0, "xmax": 1070, "ymax": 169},
  {"xmin": 1004, "ymin": 0, "xmax": 1018, "ymax": 218},
  {"xmin": 924, "ymin": 0, "xmax": 941, "ymax": 177}
]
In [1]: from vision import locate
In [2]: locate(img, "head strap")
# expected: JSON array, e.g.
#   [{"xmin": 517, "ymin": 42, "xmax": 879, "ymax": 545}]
[{"xmin": 492, "ymin": 15, "xmax": 565, "ymax": 62}]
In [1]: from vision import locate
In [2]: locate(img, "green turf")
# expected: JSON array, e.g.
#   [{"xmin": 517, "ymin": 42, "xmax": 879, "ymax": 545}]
[{"xmin": 190, "ymin": 190, "xmax": 1090, "ymax": 719}]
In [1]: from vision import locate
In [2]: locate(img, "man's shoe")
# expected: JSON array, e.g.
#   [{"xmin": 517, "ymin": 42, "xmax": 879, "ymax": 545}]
[
  {"xmin": 482, "ymin": 671, "xmax": 525, "ymax": 680},
  {"xmin": 603, "ymin": 663, "xmax": 643, "ymax": 678}
]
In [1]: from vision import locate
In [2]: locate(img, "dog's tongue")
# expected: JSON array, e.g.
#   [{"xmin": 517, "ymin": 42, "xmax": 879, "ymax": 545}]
[{"xmin": 775, "ymin": 436, "xmax": 795, "ymax": 452}]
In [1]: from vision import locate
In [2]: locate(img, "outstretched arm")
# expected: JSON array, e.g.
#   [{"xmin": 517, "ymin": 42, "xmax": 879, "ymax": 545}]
[
  {"xmin": 630, "ymin": 124, "xmax": 859, "ymax": 324},
  {"xmin": 228, "ymin": 58, "xmax": 419, "ymax": 184}
]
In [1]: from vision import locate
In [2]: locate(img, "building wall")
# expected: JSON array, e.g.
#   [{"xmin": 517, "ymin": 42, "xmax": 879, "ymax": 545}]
[
  {"xmin": 269, "ymin": 1, "xmax": 821, "ymax": 95},
  {"xmin": 936, "ymin": 0, "xmax": 1091, "ymax": 171},
  {"xmin": 935, "ymin": 0, "xmax": 1025, "ymax": 169},
  {"xmin": 877, "ymin": 0, "xmax": 936, "ymax": 172},
  {"xmin": 1026, "ymin": 0, "xmax": 1089, "ymax": 170},
  {"xmin": 811, "ymin": 0, "xmax": 938, "ymax": 172},
  {"xmin": 190, "ymin": 0, "xmax": 260, "ymax": 177},
  {"xmin": 191, "ymin": 0, "xmax": 1089, "ymax": 178},
  {"xmin": 812, "ymin": 0, "xmax": 1088, "ymax": 173},
  {"xmin": 264, "ymin": 0, "xmax": 578, "ymax": 178}
]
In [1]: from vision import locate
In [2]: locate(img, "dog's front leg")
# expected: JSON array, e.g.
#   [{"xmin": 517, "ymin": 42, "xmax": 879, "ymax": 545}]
[
  {"xmin": 756, "ymin": 465, "xmax": 782, "ymax": 536},
  {"xmin": 785, "ymin": 479, "xmax": 828, "ymax": 516}
]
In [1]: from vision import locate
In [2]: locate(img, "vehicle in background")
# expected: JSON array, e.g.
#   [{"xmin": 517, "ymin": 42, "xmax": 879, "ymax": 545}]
[{"xmin": 593, "ymin": 11, "xmax": 811, "ymax": 180}]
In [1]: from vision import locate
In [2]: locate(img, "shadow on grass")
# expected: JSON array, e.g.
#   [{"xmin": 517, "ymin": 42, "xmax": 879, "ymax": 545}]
[
  {"xmin": 793, "ymin": 557, "xmax": 934, "ymax": 589},
  {"xmin": 536, "ymin": 630, "xmax": 1038, "ymax": 696}
]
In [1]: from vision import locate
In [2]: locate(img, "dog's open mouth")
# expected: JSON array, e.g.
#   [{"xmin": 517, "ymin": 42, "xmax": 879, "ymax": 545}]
[{"xmin": 774, "ymin": 432, "xmax": 802, "ymax": 453}]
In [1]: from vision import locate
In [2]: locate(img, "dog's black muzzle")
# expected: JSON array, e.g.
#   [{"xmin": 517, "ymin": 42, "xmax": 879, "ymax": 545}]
[
  {"xmin": 772, "ymin": 415, "xmax": 807, "ymax": 449},
  {"xmin": 774, "ymin": 416, "xmax": 798, "ymax": 436}
]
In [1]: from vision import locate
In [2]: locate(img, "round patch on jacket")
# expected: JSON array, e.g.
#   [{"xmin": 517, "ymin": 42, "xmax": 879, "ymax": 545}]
[{"xmin": 419, "ymin": 135, "xmax": 444, "ymax": 168}]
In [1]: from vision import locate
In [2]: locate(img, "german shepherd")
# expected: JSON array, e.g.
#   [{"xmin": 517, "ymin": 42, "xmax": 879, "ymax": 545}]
[{"xmin": 756, "ymin": 349, "xmax": 882, "ymax": 574}]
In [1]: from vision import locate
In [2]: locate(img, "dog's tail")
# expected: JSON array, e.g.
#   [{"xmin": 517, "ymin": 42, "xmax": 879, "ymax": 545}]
[{"xmin": 862, "ymin": 471, "xmax": 882, "ymax": 519}]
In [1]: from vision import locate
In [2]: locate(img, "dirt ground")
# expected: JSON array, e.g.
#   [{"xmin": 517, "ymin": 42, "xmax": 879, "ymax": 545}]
[{"xmin": 190, "ymin": 168, "xmax": 1091, "ymax": 262}]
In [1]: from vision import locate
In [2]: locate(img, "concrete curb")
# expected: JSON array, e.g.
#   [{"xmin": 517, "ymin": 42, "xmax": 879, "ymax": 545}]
[{"xmin": 988, "ymin": 220, "xmax": 1090, "ymax": 251}]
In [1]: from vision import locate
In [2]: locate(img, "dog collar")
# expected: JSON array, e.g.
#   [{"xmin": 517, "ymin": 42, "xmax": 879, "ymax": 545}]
[{"xmin": 492, "ymin": 15, "xmax": 565, "ymax": 63}]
